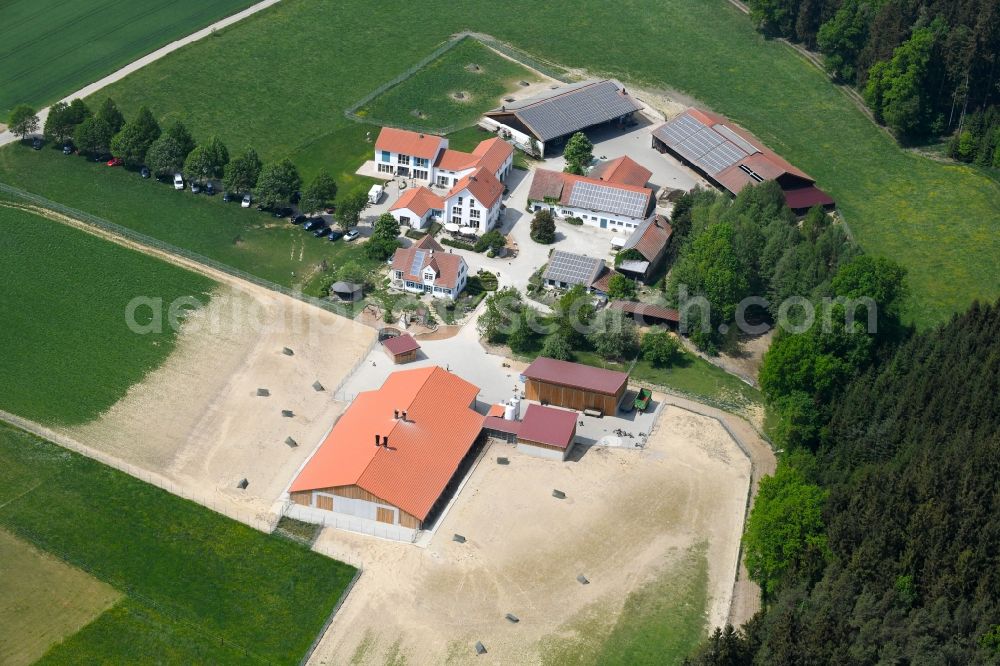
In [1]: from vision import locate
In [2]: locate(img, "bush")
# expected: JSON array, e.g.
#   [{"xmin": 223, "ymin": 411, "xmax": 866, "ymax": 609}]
[
  {"xmin": 474, "ymin": 229, "xmax": 506, "ymax": 253},
  {"xmin": 641, "ymin": 330, "xmax": 681, "ymax": 367},
  {"xmin": 441, "ymin": 237, "xmax": 476, "ymax": 251},
  {"xmin": 566, "ymin": 216, "xmax": 584, "ymax": 226},
  {"xmin": 478, "ymin": 271, "xmax": 499, "ymax": 291},
  {"xmin": 530, "ymin": 209, "xmax": 556, "ymax": 244},
  {"xmin": 607, "ymin": 272, "xmax": 637, "ymax": 300}
]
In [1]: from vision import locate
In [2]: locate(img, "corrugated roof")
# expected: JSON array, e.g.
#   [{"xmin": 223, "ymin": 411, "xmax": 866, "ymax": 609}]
[
  {"xmin": 522, "ymin": 357, "xmax": 628, "ymax": 395},
  {"xmin": 528, "ymin": 168, "xmax": 653, "ymax": 219},
  {"xmin": 518, "ymin": 404, "xmax": 577, "ymax": 449},
  {"xmin": 487, "ymin": 80, "xmax": 641, "ymax": 142},
  {"xmin": 375, "ymin": 127, "xmax": 446, "ymax": 160},
  {"xmin": 542, "ymin": 250, "xmax": 606, "ymax": 287},
  {"xmin": 383, "ymin": 333, "xmax": 420, "ymax": 355},
  {"xmin": 290, "ymin": 366, "xmax": 482, "ymax": 521},
  {"xmin": 483, "ymin": 415, "xmax": 521, "ymax": 435},
  {"xmin": 609, "ymin": 300, "xmax": 680, "ymax": 324},
  {"xmin": 783, "ymin": 185, "xmax": 835, "ymax": 210}
]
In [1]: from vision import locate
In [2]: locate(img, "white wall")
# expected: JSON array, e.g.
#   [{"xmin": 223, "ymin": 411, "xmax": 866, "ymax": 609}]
[
  {"xmin": 530, "ymin": 201, "xmax": 645, "ymax": 232},
  {"xmin": 444, "ymin": 188, "xmax": 500, "ymax": 236},
  {"xmin": 516, "ymin": 442, "xmax": 570, "ymax": 461},
  {"xmin": 390, "ymin": 206, "xmax": 435, "ymax": 230},
  {"xmin": 480, "ymin": 117, "xmax": 540, "ymax": 157},
  {"xmin": 286, "ymin": 502, "xmax": 416, "ymax": 542},
  {"xmin": 375, "ymin": 144, "xmax": 445, "ymax": 183}
]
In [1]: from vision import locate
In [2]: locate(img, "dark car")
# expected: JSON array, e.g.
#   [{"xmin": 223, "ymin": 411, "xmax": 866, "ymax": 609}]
[
  {"xmin": 327, "ymin": 229, "xmax": 344, "ymax": 242},
  {"xmin": 92, "ymin": 152, "xmax": 112, "ymax": 163},
  {"xmin": 303, "ymin": 218, "xmax": 325, "ymax": 231},
  {"xmin": 31, "ymin": 137, "xmax": 42, "ymax": 150},
  {"xmin": 290, "ymin": 214, "xmax": 307, "ymax": 225},
  {"xmin": 271, "ymin": 207, "xmax": 293, "ymax": 218},
  {"xmin": 140, "ymin": 166, "xmax": 151, "ymax": 179},
  {"xmin": 190, "ymin": 181, "xmax": 201, "ymax": 194},
  {"xmin": 223, "ymin": 192, "xmax": 239, "ymax": 203},
  {"xmin": 62, "ymin": 143, "xmax": 74, "ymax": 155},
  {"xmin": 312, "ymin": 226, "xmax": 331, "ymax": 238},
  {"xmin": 203, "ymin": 182, "xmax": 215, "ymax": 195}
]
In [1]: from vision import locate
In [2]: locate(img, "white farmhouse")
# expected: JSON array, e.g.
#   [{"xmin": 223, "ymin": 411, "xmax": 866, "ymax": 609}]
[
  {"xmin": 374, "ymin": 127, "xmax": 513, "ymax": 188},
  {"xmin": 390, "ymin": 235, "xmax": 468, "ymax": 299}
]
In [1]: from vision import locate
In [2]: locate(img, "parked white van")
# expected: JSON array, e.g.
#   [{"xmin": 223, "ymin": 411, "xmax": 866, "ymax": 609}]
[
  {"xmin": 173, "ymin": 173, "xmax": 184, "ymax": 190},
  {"xmin": 368, "ymin": 184, "xmax": 384, "ymax": 204}
]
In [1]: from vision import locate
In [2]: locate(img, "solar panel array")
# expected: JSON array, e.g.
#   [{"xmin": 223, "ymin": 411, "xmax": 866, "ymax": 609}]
[
  {"xmin": 514, "ymin": 80, "xmax": 642, "ymax": 142},
  {"xmin": 410, "ymin": 250, "xmax": 427, "ymax": 276},
  {"xmin": 567, "ymin": 180, "xmax": 650, "ymax": 219},
  {"xmin": 655, "ymin": 113, "xmax": 756, "ymax": 176},
  {"xmin": 543, "ymin": 251, "xmax": 604, "ymax": 287}
]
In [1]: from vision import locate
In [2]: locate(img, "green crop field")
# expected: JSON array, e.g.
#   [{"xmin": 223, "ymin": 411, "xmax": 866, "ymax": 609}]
[
  {"xmin": 0, "ymin": 204, "xmax": 214, "ymax": 425},
  {"xmin": 0, "ymin": 422, "xmax": 357, "ymax": 664},
  {"xmin": 70, "ymin": 0, "xmax": 998, "ymax": 326},
  {"xmin": 0, "ymin": 149, "xmax": 382, "ymax": 296},
  {"xmin": 0, "ymin": 0, "xmax": 258, "ymax": 117},
  {"xmin": 356, "ymin": 37, "xmax": 541, "ymax": 132}
]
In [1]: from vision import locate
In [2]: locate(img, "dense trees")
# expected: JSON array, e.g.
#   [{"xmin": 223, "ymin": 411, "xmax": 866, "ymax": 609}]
[
  {"xmin": 300, "ymin": 171, "xmax": 338, "ymax": 214},
  {"xmin": 530, "ymin": 209, "xmax": 556, "ymax": 244},
  {"xmin": 691, "ymin": 300, "xmax": 1000, "ymax": 664},
  {"xmin": 44, "ymin": 99, "xmax": 90, "ymax": 144},
  {"xmin": 223, "ymin": 147, "xmax": 262, "ymax": 194},
  {"xmin": 746, "ymin": 0, "xmax": 1000, "ymax": 141},
  {"xmin": 145, "ymin": 135, "xmax": 187, "ymax": 178},
  {"xmin": 73, "ymin": 117, "xmax": 113, "ymax": 155},
  {"xmin": 641, "ymin": 330, "xmax": 681, "ymax": 367},
  {"xmin": 110, "ymin": 106, "xmax": 160, "ymax": 167},
  {"xmin": 607, "ymin": 272, "xmax": 637, "ymax": 300},
  {"xmin": 254, "ymin": 159, "xmax": 301, "ymax": 209},
  {"xmin": 587, "ymin": 308, "xmax": 639, "ymax": 361}
]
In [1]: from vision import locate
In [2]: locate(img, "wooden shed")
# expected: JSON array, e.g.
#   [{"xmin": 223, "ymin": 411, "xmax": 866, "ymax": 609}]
[
  {"xmin": 382, "ymin": 333, "xmax": 420, "ymax": 364},
  {"xmin": 521, "ymin": 357, "xmax": 628, "ymax": 415}
]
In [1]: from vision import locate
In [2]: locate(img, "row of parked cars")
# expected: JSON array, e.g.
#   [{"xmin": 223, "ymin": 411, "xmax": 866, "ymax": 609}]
[{"xmin": 287, "ymin": 211, "xmax": 359, "ymax": 242}]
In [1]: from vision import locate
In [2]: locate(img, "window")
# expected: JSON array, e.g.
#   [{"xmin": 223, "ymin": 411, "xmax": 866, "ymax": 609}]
[
  {"xmin": 437, "ymin": 175, "xmax": 449, "ymax": 186},
  {"xmin": 452, "ymin": 216, "xmax": 462, "ymax": 225},
  {"xmin": 469, "ymin": 208, "xmax": 480, "ymax": 219},
  {"xmin": 380, "ymin": 150, "xmax": 390, "ymax": 162},
  {"xmin": 395, "ymin": 271, "xmax": 403, "ymax": 279},
  {"xmin": 424, "ymin": 272, "xmax": 435, "ymax": 282},
  {"xmin": 397, "ymin": 154, "xmax": 410, "ymax": 166},
  {"xmin": 413, "ymin": 169, "xmax": 428, "ymax": 180},
  {"xmin": 414, "ymin": 157, "xmax": 429, "ymax": 168},
  {"xmin": 399, "ymin": 215, "xmax": 410, "ymax": 226},
  {"xmin": 451, "ymin": 206, "xmax": 461, "ymax": 218},
  {"xmin": 377, "ymin": 163, "xmax": 393, "ymax": 174},
  {"xmin": 457, "ymin": 196, "xmax": 463, "ymax": 205}
]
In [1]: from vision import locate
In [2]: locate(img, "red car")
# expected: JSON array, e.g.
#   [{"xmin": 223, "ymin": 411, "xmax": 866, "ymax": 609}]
[{"xmin": 107, "ymin": 157, "xmax": 123, "ymax": 167}]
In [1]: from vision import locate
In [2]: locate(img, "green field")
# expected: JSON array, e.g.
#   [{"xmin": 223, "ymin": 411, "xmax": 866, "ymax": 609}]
[
  {"xmin": 0, "ymin": 529, "xmax": 121, "ymax": 666},
  {"xmin": 0, "ymin": 422, "xmax": 356, "ymax": 663},
  {"xmin": 0, "ymin": 149, "xmax": 381, "ymax": 296},
  {"xmin": 0, "ymin": 204, "xmax": 214, "ymax": 425},
  {"xmin": 356, "ymin": 37, "xmax": 541, "ymax": 132},
  {"xmin": 0, "ymin": 0, "xmax": 258, "ymax": 117},
  {"xmin": 73, "ymin": 0, "xmax": 999, "ymax": 326}
]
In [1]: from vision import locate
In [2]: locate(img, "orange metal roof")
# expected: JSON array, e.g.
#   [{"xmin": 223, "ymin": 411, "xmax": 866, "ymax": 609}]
[
  {"xmin": 486, "ymin": 404, "xmax": 506, "ymax": 418},
  {"xmin": 290, "ymin": 366, "xmax": 483, "ymax": 521},
  {"xmin": 390, "ymin": 187, "xmax": 444, "ymax": 216},
  {"xmin": 375, "ymin": 127, "xmax": 446, "ymax": 160}
]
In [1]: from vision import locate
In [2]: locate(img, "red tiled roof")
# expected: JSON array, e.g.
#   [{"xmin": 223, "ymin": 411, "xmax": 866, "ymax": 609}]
[
  {"xmin": 446, "ymin": 167, "xmax": 503, "ymax": 209},
  {"xmin": 589, "ymin": 156, "xmax": 652, "ymax": 187},
  {"xmin": 527, "ymin": 168, "xmax": 653, "ymax": 212},
  {"xmin": 523, "ymin": 357, "xmax": 628, "ymax": 396},
  {"xmin": 783, "ymin": 185, "xmax": 835, "ymax": 210},
  {"xmin": 471, "ymin": 137, "xmax": 514, "ymax": 175},
  {"xmin": 391, "ymin": 236, "xmax": 464, "ymax": 289},
  {"xmin": 609, "ymin": 300, "xmax": 680, "ymax": 324},
  {"xmin": 435, "ymin": 149, "xmax": 479, "ymax": 171},
  {"xmin": 390, "ymin": 187, "xmax": 444, "ymax": 217},
  {"xmin": 590, "ymin": 266, "xmax": 613, "ymax": 293},
  {"xmin": 375, "ymin": 127, "xmax": 446, "ymax": 160},
  {"xmin": 625, "ymin": 215, "xmax": 673, "ymax": 262},
  {"xmin": 518, "ymin": 404, "xmax": 577, "ymax": 450},
  {"xmin": 383, "ymin": 333, "xmax": 420, "ymax": 355},
  {"xmin": 290, "ymin": 366, "xmax": 482, "ymax": 521}
]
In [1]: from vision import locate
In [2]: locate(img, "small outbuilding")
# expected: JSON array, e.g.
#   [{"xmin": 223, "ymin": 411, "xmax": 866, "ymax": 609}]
[
  {"xmin": 382, "ymin": 333, "xmax": 421, "ymax": 364},
  {"xmin": 517, "ymin": 404, "xmax": 578, "ymax": 460},
  {"xmin": 330, "ymin": 281, "xmax": 364, "ymax": 302},
  {"xmin": 522, "ymin": 357, "xmax": 628, "ymax": 415}
]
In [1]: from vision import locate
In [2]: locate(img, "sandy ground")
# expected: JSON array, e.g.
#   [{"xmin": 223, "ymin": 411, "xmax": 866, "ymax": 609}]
[
  {"xmin": 308, "ymin": 403, "xmax": 751, "ymax": 665},
  {"xmin": 64, "ymin": 284, "xmax": 375, "ymax": 520}
]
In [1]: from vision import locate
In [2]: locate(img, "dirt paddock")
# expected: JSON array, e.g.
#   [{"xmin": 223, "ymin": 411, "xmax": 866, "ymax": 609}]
[
  {"xmin": 309, "ymin": 403, "xmax": 751, "ymax": 664},
  {"xmin": 64, "ymin": 284, "xmax": 375, "ymax": 520}
]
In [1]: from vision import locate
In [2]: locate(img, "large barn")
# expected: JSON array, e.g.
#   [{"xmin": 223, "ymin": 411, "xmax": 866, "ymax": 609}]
[
  {"xmin": 521, "ymin": 357, "xmax": 628, "ymax": 415},
  {"xmin": 482, "ymin": 79, "xmax": 642, "ymax": 157},
  {"xmin": 287, "ymin": 366, "xmax": 484, "ymax": 540},
  {"xmin": 652, "ymin": 108, "xmax": 835, "ymax": 214}
]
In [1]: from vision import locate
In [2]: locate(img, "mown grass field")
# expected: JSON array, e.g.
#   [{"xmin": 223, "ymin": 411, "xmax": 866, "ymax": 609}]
[
  {"xmin": 0, "ymin": 529, "xmax": 121, "ymax": 666},
  {"xmin": 356, "ymin": 37, "xmax": 541, "ymax": 132},
  {"xmin": 0, "ymin": 204, "xmax": 214, "ymax": 425},
  {"xmin": 0, "ymin": 422, "xmax": 357, "ymax": 664},
  {"xmin": 0, "ymin": 147, "xmax": 380, "ymax": 296},
  {"xmin": 0, "ymin": 0, "xmax": 257, "ymax": 117},
  {"xmin": 73, "ymin": 0, "xmax": 999, "ymax": 326}
]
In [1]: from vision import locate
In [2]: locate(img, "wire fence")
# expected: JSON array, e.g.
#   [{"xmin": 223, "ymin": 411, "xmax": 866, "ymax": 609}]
[{"xmin": 0, "ymin": 182, "xmax": 363, "ymax": 320}]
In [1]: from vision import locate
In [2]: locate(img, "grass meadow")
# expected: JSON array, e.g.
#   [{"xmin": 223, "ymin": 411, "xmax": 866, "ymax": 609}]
[
  {"xmin": 0, "ymin": 422, "xmax": 357, "ymax": 664},
  {"xmin": 0, "ymin": 204, "xmax": 214, "ymax": 425},
  {"xmin": 356, "ymin": 37, "xmax": 541, "ymax": 132},
  {"xmin": 0, "ymin": 0, "xmax": 257, "ymax": 117},
  {"xmin": 69, "ymin": 0, "xmax": 998, "ymax": 327}
]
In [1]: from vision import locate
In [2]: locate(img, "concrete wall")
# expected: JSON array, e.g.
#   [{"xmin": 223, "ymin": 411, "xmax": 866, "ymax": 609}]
[
  {"xmin": 286, "ymin": 502, "xmax": 417, "ymax": 542},
  {"xmin": 530, "ymin": 201, "xmax": 645, "ymax": 232},
  {"xmin": 390, "ymin": 206, "xmax": 436, "ymax": 230},
  {"xmin": 517, "ymin": 441, "xmax": 571, "ymax": 461},
  {"xmin": 443, "ymin": 188, "xmax": 501, "ymax": 235}
]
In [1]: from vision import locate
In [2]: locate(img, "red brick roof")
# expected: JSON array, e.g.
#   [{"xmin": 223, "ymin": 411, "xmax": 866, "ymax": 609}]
[
  {"xmin": 434, "ymin": 149, "xmax": 479, "ymax": 171},
  {"xmin": 446, "ymin": 167, "xmax": 503, "ymax": 209},
  {"xmin": 390, "ymin": 187, "xmax": 444, "ymax": 217},
  {"xmin": 527, "ymin": 168, "xmax": 653, "ymax": 214},
  {"xmin": 290, "ymin": 366, "xmax": 482, "ymax": 521},
  {"xmin": 375, "ymin": 127, "xmax": 446, "ymax": 160},
  {"xmin": 522, "ymin": 357, "xmax": 628, "ymax": 396},
  {"xmin": 518, "ymin": 404, "xmax": 577, "ymax": 449},
  {"xmin": 391, "ymin": 236, "xmax": 464, "ymax": 290},
  {"xmin": 624, "ymin": 215, "xmax": 673, "ymax": 262},
  {"xmin": 471, "ymin": 137, "xmax": 514, "ymax": 175},
  {"xmin": 589, "ymin": 156, "xmax": 652, "ymax": 187},
  {"xmin": 383, "ymin": 333, "xmax": 420, "ymax": 356}
]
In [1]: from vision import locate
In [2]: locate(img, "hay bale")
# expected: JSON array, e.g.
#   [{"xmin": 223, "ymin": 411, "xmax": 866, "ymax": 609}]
[
  {"xmin": 281, "ymin": 409, "xmax": 294, "ymax": 418},
  {"xmin": 237, "ymin": 478, "xmax": 249, "ymax": 490},
  {"xmin": 577, "ymin": 574, "xmax": 589, "ymax": 585},
  {"xmin": 497, "ymin": 457, "xmax": 509, "ymax": 465},
  {"xmin": 312, "ymin": 381, "xmax": 325, "ymax": 392},
  {"xmin": 505, "ymin": 613, "xmax": 519, "ymax": 623},
  {"xmin": 256, "ymin": 388, "xmax": 270, "ymax": 397},
  {"xmin": 282, "ymin": 347, "xmax": 294, "ymax": 356},
  {"xmin": 453, "ymin": 534, "xmax": 467, "ymax": 544},
  {"xmin": 475, "ymin": 641, "xmax": 487, "ymax": 655},
  {"xmin": 552, "ymin": 489, "xmax": 566, "ymax": 499},
  {"xmin": 285, "ymin": 437, "xmax": 298, "ymax": 448}
]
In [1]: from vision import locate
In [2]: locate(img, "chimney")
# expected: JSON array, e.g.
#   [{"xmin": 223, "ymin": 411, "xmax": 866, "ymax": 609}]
[
  {"xmin": 401, "ymin": 410, "xmax": 408, "ymax": 421},
  {"xmin": 418, "ymin": 133, "xmax": 424, "ymax": 138},
  {"xmin": 375, "ymin": 434, "xmax": 380, "ymax": 447},
  {"xmin": 394, "ymin": 409, "xmax": 400, "ymax": 419},
  {"xmin": 383, "ymin": 436, "xmax": 389, "ymax": 449}
]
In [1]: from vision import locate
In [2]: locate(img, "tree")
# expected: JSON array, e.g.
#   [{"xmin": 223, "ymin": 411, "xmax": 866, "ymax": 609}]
[
  {"xmin": 555, "ymin": 285, "xmax": 595, "ymax": 346},
  {"xmin": 864, "ymin": 26, "xmax": 938, "ymax": 136},
  {"xmin": 109, "ymin": 106, "xmax": 160, "ymax": 167},
  {"xmin": 562, "ymin": 131, "xmax": 593, "ymax": 174},
  {"xmin": 44, "ymin": 101, "xmax": 82, "ymax": 144},
  {"xmin": 541, "ymin": 332, "xmax": 573, "ymax": 361},
  {"xmin": 204, "ymin": 136, "xmax": 229, "ymax": 178},
  {"xmin": 641, "ymin": 330, "xmax": 681, "ymax": 367},
  {"xmin": 95, "ymin": 98, "xmax": 125, "ymax": 134},
  {"xmin": 372, "ymin": 212, "xmax": 400, "ymax": 240},
  {"xmin": 183, "ymin": 145, "xmax": 215, "ymax": 183},
  {"xmin": 73, "ymin": 117, "xmax": 113, "ymax": 155},
  {"xmin": 817, "ymin": 0, "xmax": 872, "ymax": 83},
  {"xmin": 365, "ymin": 236, "xmax": 400, "ymax": 261},
  {"xmin": 607, "ymin": 272, "xmax": 637, "ymax": 300},
  {"xmin": 335, "ymin": 190, "xmax": 369, "ymax": 230},
  {"xmin": 478, "ymin": 287, "xmax": 523, "ymax": 342},
  {"xmin": 66, "ymin": 99, "xmax": 91, "ymax": 126},
  {"xmin": 530, "ymin": 209, "xmax": 556, "ymax": 244},
  {"xmin": 742, "ymin": 464, "xmax": 828, "ymax": 600},
  {"xmin": 145, "ymin": 135, "xmax": 187, "ymax": 178},
  {"xmin": 474, "ymin": 229, "xmax": 506, "ymax": 253},
  {"xmin": 300, "ymin": 171, "xmax": 338, "ymax": 214},
  {"xmin": 165, "ymin": 121, "xmax": 196, "ymax": 159},
  {"xmin": 254, "ymin": 159, "xmax": 302, "ymax": 209},
  {"xmin": 8, "ymin": 105, "xmax": 39, "ymax": 138},
  {"xmin": 831, "ymin": 254, "xmax": 908, "ymax": 336},
  {"xmin": 588, "ymin": 308, "xmax": 639, "ymax": 360},
  {"xmin": 223, "ymin": 147, "xmax": 262, "ymax": 193}
]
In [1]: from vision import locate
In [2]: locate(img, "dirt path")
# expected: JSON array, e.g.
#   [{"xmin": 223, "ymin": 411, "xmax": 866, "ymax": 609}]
[{"xmin": 0, "ymin": 0, "xmax": 283, "ymax": 148}]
